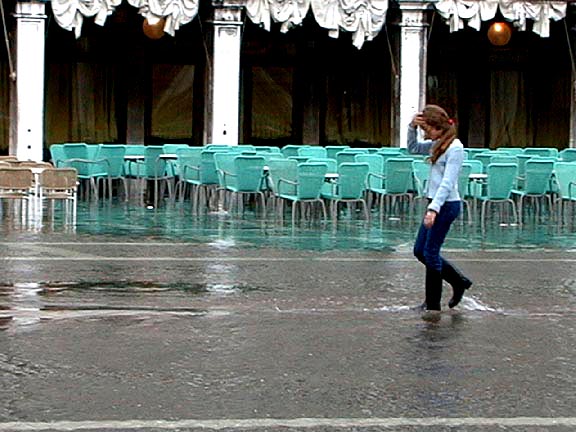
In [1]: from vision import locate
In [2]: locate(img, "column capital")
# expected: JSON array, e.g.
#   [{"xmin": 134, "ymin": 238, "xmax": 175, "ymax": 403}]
[
  {"xmin": 397, "ymin": 0, "xmax": 434, "ymax": 27},
  {"xmin": 211, "ymin": 0, "xmax": 244, "ymax": 24},
  {"xmin": 14, "ymin": 1, "xmax": 47, "ymax": 19}
]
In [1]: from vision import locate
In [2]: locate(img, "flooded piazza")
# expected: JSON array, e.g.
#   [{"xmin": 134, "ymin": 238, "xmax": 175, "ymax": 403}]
[{"xmin": 0, "ymin": 202, "xmax": 575, "ymax": 431}]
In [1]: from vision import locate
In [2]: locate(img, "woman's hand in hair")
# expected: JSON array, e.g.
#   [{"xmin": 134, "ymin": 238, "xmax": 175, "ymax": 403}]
[{"xmin": 410, "ymin": 113, "xmax": 425, "ymax": 128}]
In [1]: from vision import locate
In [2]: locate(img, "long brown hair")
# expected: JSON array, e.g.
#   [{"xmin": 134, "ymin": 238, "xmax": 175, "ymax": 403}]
[{"xmin": 422, "ymin": 105, "xmax": 457, "ymax": 164}]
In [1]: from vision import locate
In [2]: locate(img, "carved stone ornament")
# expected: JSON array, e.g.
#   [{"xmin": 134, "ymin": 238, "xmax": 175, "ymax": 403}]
[
  {"xmin": 50, "ymin": 0, "xmax": 199, "ymax": 38},
  {"xmin": 435, "ymin": 0, "xmax": 567, "ymax": 37},
  {"xmin": 213, "ymin": 6, "xmax": 243, "ymax": 22}
]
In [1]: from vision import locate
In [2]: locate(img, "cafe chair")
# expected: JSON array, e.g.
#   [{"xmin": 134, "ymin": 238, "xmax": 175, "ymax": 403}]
[
  {"xmin": 277, "ymin": 162, "xmax": 328, "ymax": 224},
  {"xmin": 477, "ymin": 163, "xmax": 519, "ymax": 228}
]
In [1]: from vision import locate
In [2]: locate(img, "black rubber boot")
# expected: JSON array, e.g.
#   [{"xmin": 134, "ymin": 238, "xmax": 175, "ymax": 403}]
[
  {"xmin": 442, "ymin": 261, "xmax": 472, "ymax": 308},
  {"xmin": 425, "ymin": 268, "xmax": 443, "ymax": 311}
]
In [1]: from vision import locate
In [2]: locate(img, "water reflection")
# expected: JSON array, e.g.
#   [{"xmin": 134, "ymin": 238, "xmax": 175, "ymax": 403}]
[{"xmin": 2, "ymin": 201, "xmax": 576, "ymax": 251}]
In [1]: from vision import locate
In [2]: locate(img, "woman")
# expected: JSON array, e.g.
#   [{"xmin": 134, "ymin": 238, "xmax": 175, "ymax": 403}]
[{"xmin": 408, "ymin": 104, "xmax": 472, "ymax": 311}]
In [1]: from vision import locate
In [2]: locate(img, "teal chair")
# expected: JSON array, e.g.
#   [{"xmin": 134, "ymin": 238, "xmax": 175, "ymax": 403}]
[
  {"xmin": 511, "ymin": 159, "xmax": 555, "ymax": 223},
  {"xmin": 226, "ymin": 155, "xmax": 267, "ymax": 216},
  {"xmin": 322, "ymin": 162, "xmax": 370, "ymax": 221},
  {"xmin": 355, "ymin": 154, "xmax": 384, "ymax": 211},
  {"xmin": 496, "ymin": 147, "xmax": 524, "ymax": 155},
  {"xmin": 62, "ymin": 143, "xmax": 107, "ymax": 200},
  {"xmin": 128, "ymin": 146, "xmax": 174, "ymax": 206},
  {"xmin": 473, "ymin": 152, "xmax": 499, "ymax": 173},
  {"xmin": 372, "ymin": 157, "xmax": 414, "ymax": 219},
  {"xmin": 267, "ymin": 158, "xmax": 298, "ymax": 214},
  {"xmin": 491, "ymin": 155, "xmax": 518, "ymax": 165},
  {"xmin": 195, "ymin": 148, "xmax": 229, "ymax": 211},
  {"xmin": 214, "ymin": 152, "xmax": 239, "ymax": 210},
  {"xmin": 49, "ymin": 144, "xmax": 66, "ymax": 167},
  {"xmin": 307, "ymin": 158, "xmax": 337, "ymax": 173},
  {"xmin": 281, "ymin": 145, "xmax": 307, "ymax": 158},
  {"xmin": 163, "ymin": 144, "xmax": 190, "ymax": 177},
  {"xmin": 412, "ymin": 159, "xmax": 429, "ymax": 211},
  {"xmin": 326, "ymin": 146, "xmax": 350, "ymax": 160},
  {"xmin": 524, "ymin": 148, "xmax": 559, "ymax": 158},
  {"xmin": 96, "ymin": 145, "xmax": 127, "ymax": 200},
  {"xmin": 175, "ymin": 148, "xmax": 203, "ymax": 209},
  {"xmin": 123, "ymin": 145, "xmax": 146, "ymax": 178},
  {"xmin": 477, "ymin": 163, "xmax": 519, "ymax": 228},
  {"xmin": 559, "ymin": 149, "xmax": 576, "ymax": 162},
  {"xmin": 298, "ymin": 147, "xmax": 327, "ymax": 159},
  {"xmin": 277, "ymin": 162, "xmax": 328, "ymax": 223},
  {"xmin": 336, "ymin": 151, "xmax": 364, "ymax": 165},
  {"xmin": 376, "ymin": 147, "xmax": 403, "ymax": 155},
  {"xmin": 553, "ymin": 162, "xmax": 576, "ymax": 224},
  {"xmin": 464, "ymin": 159, "xmax": 484, "ymax": 209},
  {"xmin": 458, "ymin": 162, "xmax": 473, "ymax": 223},
  {"xmin": 465, "ymin": 148, "xmax": 489, "ymax": 161}
]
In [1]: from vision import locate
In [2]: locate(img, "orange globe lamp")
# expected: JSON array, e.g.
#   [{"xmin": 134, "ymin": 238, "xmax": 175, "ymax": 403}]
[
  {"xmin": 143, "ymin": 17, "xmax": 166, "ymax": 40},
  {"xmin": 488, "ymin": 21, "xmax": 512, "ymax": 46}
]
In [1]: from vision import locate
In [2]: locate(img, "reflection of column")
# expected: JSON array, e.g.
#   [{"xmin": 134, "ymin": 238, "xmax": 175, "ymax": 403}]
[
  {"xmin": 12, "ymin": 2, "xmax": 46, "ymax": 161},
  {"xmin": 395, "ymin": 0, "xmax": 429, "ymax": 148},
  {"xmin": 207, "ymin": 1, "xmax": 243, "ymax": 145}
]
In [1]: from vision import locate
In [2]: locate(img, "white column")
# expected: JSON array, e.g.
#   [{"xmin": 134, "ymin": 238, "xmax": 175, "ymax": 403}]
[
  {"xmin": 12, "ymin": 2, "xmax": 47, "ymax": 161},
  {"xmin": 570, "ymin": 71, "xmax": 576, "ymax": 148},
  {"xmin": 397, "ymin": 1, "xmax": 429, "ymax": 148},
  {"xmin": 208, "ymin": 2, "xmax": 243, "ymax": 146}
]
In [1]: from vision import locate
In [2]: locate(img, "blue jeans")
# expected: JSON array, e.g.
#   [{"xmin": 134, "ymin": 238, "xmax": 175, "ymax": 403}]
[{"xmin": 414, "ymin": 200, "xmax": 461, "ymax": 272}]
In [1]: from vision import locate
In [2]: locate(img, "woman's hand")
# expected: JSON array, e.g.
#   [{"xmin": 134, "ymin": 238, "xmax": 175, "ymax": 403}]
[
  {"xmin": 411, "ymin": 113, "xmax": 425, "ymax": 128},
  {"xmin": 423, "ymin": 210, "xmax": 437, "ymax": 228}
]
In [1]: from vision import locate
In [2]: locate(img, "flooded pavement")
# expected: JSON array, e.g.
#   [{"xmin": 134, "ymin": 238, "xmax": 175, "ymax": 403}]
[{"xmin": 0, "ymin": 203, "xmax": 575, "ymax": 431}]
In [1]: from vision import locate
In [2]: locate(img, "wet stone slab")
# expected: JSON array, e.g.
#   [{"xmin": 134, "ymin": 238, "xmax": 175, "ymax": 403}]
[{"xmin": 0, "ymin": 203, "xmax": 575, "ymax": 429}]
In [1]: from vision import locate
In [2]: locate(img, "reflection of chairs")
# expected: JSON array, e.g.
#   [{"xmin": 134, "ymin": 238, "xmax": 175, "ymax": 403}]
[
  {"xmin": 322, "ymin": 162, "xmax": 369, "ymax": 221},
  {"xmin": 38, "ymin": 168, "xmax": 78, "ymax": 221},
  {"xmin": 277, "ymin": 162, "xmax": 328, "ymax": 223},
  {"xmin": 477, "ymin": 163, "xmax": 518, "ymax": 227},
  {"xmin": 512, "ymin": 159, "xmax": 554, "ymax": 223}
]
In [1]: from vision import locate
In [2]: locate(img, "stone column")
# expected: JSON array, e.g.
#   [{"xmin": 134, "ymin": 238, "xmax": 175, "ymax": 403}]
[
  {"xmin": 12, "ymin": 1, "xmax": 47, "ymax": 161},
  {"xmin": 570, "ymin": 70, "xmax": 576, "ymax": 148},
  {"xmin": 395, "ymin": 0, "xmax": 430, "ymax": 148},
  {"xmin": 206, "ymin": 1, "xmax": 244, "ymax": 145}
]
